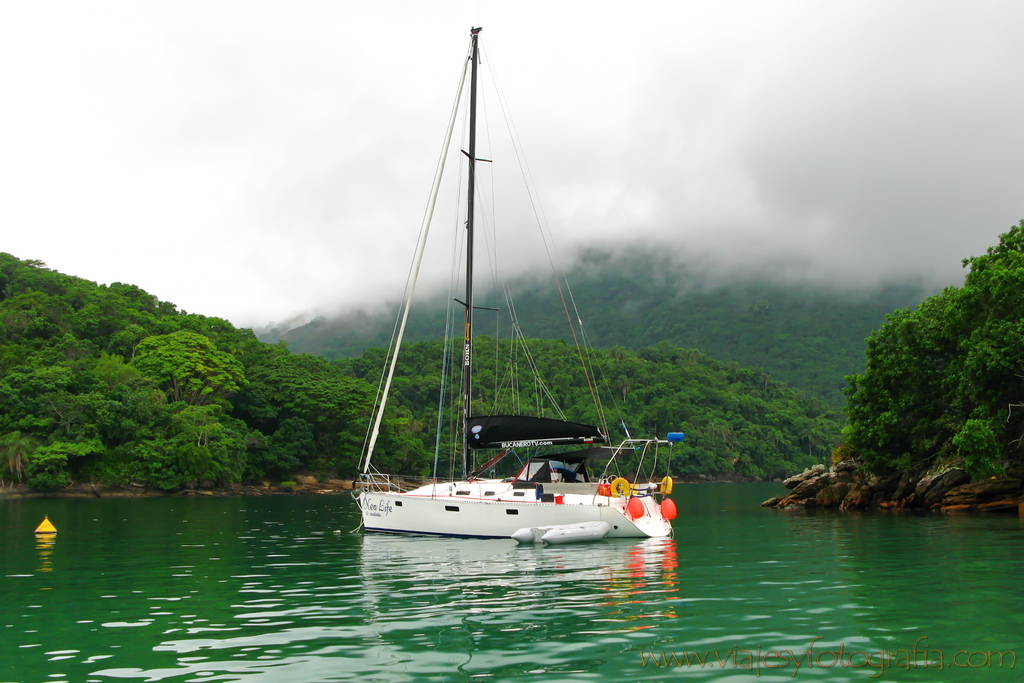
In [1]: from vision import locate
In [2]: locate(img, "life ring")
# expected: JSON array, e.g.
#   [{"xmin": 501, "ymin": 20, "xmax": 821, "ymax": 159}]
[
  {"xmin": 661, "ymin": 475, "xmax": 674, "ymax": 496},
  {"xmin": 610, "ymin": 477, "xmax": 631, "ymax": 498}
]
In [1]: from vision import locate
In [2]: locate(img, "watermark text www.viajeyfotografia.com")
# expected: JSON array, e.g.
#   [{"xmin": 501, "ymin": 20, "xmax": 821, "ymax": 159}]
[{"xmin": 638, "ymin": 636, "xmax": 1016, "ymax": 678}]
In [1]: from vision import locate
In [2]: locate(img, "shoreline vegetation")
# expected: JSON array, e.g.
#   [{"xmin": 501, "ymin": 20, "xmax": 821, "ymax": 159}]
[
  {"xmin": 0, "ymin": 476, "xmax": 357, "ymax": 500},
  {"xmin": 7, "ymin": 465, "xmax": 1024, "ymax": 514},
  {"xmin": 0, "ymin": 472, "xmax": 774, "ymax": 501}
]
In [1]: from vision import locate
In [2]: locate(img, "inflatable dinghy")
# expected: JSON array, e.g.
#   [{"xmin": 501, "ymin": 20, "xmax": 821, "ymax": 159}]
[{"xmin": 511, "ymin": 521, "xmax": 612, "ymax": 545}]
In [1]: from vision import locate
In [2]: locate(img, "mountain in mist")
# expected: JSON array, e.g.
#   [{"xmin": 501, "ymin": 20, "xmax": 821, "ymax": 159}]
[{"xmin": 259, "ymin": 250, "xmax": 935, "ymax": 407}]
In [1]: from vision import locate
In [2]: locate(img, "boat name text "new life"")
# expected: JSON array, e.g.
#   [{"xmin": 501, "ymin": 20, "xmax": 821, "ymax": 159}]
[
  {"xmin": 501, "ymin": 440, "xmax": 555, "ymax": 448},
  {"xmin": 362, "ymin": 497, "xmax": 394, "ymax": 518}
]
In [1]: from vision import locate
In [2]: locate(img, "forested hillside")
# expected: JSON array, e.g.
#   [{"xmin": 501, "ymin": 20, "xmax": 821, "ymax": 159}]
[
  {"xmin": 341, "ymin": 338, "xmax": 841, "ymax": 480},
  {"xmin": 0, "ymin": 252, "xmax": 841, "ymax": 489},
  {"xmin": 267, "ymin": 250, "xmax": 929, "ymax": 407},
  {"xmin": 844, "ymin": 220, "xmax": 1024, "ymax": 479}
]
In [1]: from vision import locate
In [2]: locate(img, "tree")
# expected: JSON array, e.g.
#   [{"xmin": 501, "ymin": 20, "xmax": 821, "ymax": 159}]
[
  {"xmin": 24, "ymin": 439, "xmax": 103, "ymax": 488},
  {"xmin": 0, "ymin": 431, "xmax": 36, "ymax": 482},
  {"xmin": 133, "ymin": 331, "xmax": 246, "ymax": 406},
  {"xmin": 168, "ymin": 404, "xmax": 247, "ymax": 485}
]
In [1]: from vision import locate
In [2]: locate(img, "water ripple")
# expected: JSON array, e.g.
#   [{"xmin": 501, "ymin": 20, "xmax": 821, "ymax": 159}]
[{"xmin": 3, "ymin": 488, "xmax": 1023, "ymax": 681}]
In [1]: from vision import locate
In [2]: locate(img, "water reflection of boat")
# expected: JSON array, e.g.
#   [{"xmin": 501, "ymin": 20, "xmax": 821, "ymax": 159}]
[
  {"xmin": 357, "ymin": 534, "xmax": 680, "ymax": 616},
  {"xmin": 350, "ymin": 535, "xmax": 682, "ymax": 678}
]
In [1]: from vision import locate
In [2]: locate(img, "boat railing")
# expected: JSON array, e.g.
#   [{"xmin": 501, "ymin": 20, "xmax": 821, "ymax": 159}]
[
  {"xmin": 360, "ymin": 473, "xmax": 461, "ymax": 493},
  {"xmin": 598, "ymin": 436, "xmax": 681, "ymax": 486},
  {"xmin": 615, "ymin": 437, "xmax": 674, "ymax": 449}
]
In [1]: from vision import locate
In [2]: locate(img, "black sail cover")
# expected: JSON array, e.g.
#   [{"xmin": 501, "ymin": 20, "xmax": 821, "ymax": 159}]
[{"xmin": 466, "ymin": 415, "xmax": 607, "ymax": 449}]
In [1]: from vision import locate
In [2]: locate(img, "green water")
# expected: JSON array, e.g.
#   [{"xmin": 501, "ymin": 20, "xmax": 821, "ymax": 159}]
[{"xmin": 2, "ymin": 484, "xmax": 1022, "ymax": 682}]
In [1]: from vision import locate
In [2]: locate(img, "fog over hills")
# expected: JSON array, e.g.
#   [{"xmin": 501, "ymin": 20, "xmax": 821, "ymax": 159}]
[{"xmin": 259, "ymin": 248, "xmax": 935, "ymax": 407}]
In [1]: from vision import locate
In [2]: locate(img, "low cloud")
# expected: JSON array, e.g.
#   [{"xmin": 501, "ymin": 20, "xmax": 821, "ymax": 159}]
[{"xmin": 2, "ymin": 2, "xmax": 1021, "ymax": 327}]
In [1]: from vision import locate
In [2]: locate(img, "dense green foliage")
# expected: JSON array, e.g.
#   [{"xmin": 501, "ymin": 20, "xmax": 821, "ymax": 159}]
[
  {"xmin": 844, "ymin": 221, "xmax": 1024, "ymax": 478},
  {"xmin": 0, "ymin": 253, "xmax": 374, "ymax": 489},
  {"xmin": 268, "ymin": 250, "xmax": 928, "ymax": 407},
  {"xmin": 0, "ymin": 252, "xmax": 842, "ymax": 488},
  {"xmin": 341, "ymin": 338, "xmax": 841, "ymax": 480}
]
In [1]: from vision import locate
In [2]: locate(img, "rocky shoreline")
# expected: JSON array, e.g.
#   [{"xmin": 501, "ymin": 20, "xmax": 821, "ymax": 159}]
[{"xmin": 761, "ymin": 461, "xmax": 1024, "ymax": 513}]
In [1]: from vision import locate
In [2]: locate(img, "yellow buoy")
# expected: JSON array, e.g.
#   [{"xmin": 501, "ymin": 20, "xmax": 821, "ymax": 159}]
[
  {"xmin": 660, "ymin": 475, "xmax": 674, "ymax": 496},
  {"xmin": 610, "ymin": 477, "xmax": 632, "ymax": 498},
  {"xmin": 35, "ymin": 515, "xmax": 57, "ymax": 535}
]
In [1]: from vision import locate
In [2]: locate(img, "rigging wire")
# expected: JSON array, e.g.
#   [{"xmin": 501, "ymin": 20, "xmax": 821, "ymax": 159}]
[
  {"xmin": 361, "ymin": 40, "xmax": 472, "ymax": 475},
  {"xmin": 474, "ymin": 80, "xmax": 505, "ymax": 428},
  {"xmin": 433, "ymin": 63, "xmax": 474, "ymax": 483},
  {"xmin": 431, "ymin": 222, "xmax": 460, "ymax": 481},
  {"xmin": 440, "ymin": 76, "xmax": 474, "ymax": 483},
  {"xmin": 472, "ymin": 51, "xmax": 566, "ymax": 426},
  {"xmin": 481, "ymin": 44, "xmax": 609, "ymax": 438}
]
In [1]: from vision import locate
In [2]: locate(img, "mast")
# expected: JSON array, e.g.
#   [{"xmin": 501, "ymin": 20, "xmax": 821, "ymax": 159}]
[{"xmin": 461, "ymin": 26, "xmax": 482, "ymax": 479}]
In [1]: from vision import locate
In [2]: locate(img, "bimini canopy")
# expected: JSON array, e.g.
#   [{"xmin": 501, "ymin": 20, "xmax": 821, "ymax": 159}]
[
  {"xmin": 528, "ymin": 446, "xmax": 618, "ymax": 462},
  {"xmin": 512, "ymin": 448, "xmax": 618, "ymax": 484},
  {"xmin": 466, "ymin": 415, "xmax": 606, "ymax": 450}
]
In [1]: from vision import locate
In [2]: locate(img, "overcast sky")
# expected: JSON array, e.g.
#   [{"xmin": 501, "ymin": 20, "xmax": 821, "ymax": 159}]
[{"xmin": 3, "ymin": 1, "xmax": 1023, "ymax": 329}]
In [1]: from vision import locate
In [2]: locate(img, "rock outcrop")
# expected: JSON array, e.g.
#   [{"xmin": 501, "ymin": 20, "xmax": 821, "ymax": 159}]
[{"xmin": 761, "ymin": 463, "xmax": 1024, "ymax": 513}]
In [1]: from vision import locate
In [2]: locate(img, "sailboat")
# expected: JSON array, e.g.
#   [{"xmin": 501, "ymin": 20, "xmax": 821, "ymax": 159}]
[{"xmin": 356, "ymin": 27, "xmax": 679, "ymax": 540}]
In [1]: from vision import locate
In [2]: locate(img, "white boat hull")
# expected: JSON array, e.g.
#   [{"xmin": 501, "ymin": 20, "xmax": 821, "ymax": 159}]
[{"xmin": 358, "ymin": 480, "xmax": 672, "ymax": 539}]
